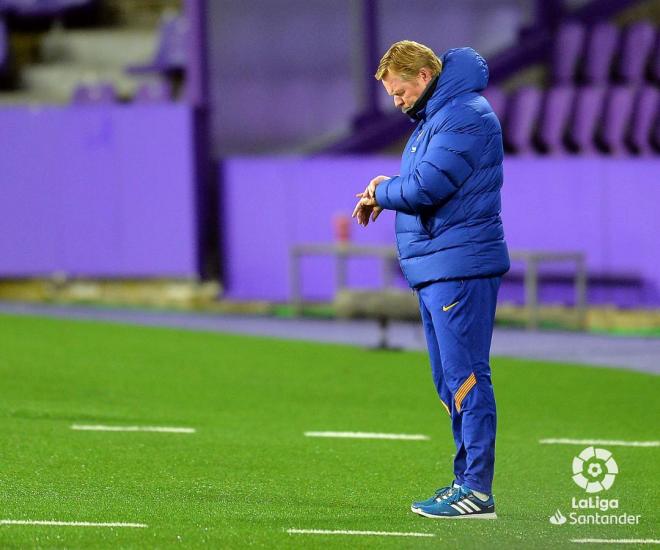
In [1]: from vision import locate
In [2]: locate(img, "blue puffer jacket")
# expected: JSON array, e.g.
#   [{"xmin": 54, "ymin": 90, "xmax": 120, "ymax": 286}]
[{"xmin": 375, "ymin": 47, "xmax": 510, "ymax": 289}]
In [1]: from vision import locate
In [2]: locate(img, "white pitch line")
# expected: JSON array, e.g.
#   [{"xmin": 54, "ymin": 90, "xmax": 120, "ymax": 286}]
[
  {"xmin": 304, "ymin": 431, "xmax": 429, "ymax": 441},
  {"xmin": 539, "ymin": 438, "xmax": 659, "ymax": 448},
  {"xmin": 571, "ymin": 539, "xmax": 660, "ymax": 545},
  {"xmin": 71, "ymin": 424, "xmax": 195, "ymax": 434},
  {"xmin": 0, "ymin": 520, "xmax": 147, "ymax": 528},
  {"xmin": 287, "ymin": 528, "xmax": 435, "ymax": 538}
]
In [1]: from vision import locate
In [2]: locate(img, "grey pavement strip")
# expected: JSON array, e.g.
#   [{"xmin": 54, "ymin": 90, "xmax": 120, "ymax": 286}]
[{"xmin": 1, "ymin": 301, "xmax": 658, "ymax": 375}]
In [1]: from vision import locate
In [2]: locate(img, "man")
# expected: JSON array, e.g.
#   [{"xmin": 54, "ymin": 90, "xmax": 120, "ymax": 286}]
[{"xmin": 353, "ymin": 41, "xmax": 510, "ymax": 519}]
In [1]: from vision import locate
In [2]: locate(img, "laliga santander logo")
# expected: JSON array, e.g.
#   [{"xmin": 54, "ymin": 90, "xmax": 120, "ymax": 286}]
[
  {"xmin": 572, "ymin": 446, "xmax": 618, "ymax": 493},
  {"xmin": 548, "ymin": 445, "xmax": 639, "ymax": 526}
]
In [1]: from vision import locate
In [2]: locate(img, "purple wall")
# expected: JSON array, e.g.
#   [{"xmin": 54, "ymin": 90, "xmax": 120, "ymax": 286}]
[
  {"xmin": 0, "ymin": 104, "xmax": 198, "ymax": 277},
  {"xmin": 222, "ymin": 157, "xmax": 400, "ymax": 302},
  {"xmin": 221, "ymin": 156, "xmax": 660, "ymax": 307}
]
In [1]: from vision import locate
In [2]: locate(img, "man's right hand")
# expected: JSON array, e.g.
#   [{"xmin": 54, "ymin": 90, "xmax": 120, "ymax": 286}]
[
  {"xmin": 352, "ymin": 175, "xmax": 388, "ymax": 227},
  {"xmin": 352, "ymin": 193, "xmax": 382, "ymax": 226}
]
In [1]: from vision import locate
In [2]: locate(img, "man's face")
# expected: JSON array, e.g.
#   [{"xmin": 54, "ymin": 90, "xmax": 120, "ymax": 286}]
[{"xmin": 381, "ymin": 69, "xmax": 433, "ymax": 113}]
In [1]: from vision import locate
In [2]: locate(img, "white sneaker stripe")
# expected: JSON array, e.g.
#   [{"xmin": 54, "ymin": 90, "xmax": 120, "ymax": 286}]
[
  {"xmin": 464, "ymin": 499, "xmax": 481, "ymax": 512},
  {"xmin": 456, "ymin": 501, "xmax": 472, "ymax": 513},
  {"xmin": 450, "ymin": 503, "xmax": 466, "ymax": 514}
]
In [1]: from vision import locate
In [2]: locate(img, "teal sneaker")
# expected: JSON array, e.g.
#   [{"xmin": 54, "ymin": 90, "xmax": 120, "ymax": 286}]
[
  {"xmin": 411, "ymin": 485, "xmax": 497, "ymax": 519},
  {"xmin": 411, "ymin": 482, "xmax": 461, "ymax": 509}
]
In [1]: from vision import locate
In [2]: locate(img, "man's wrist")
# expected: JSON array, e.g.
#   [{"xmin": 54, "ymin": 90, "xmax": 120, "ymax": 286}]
[{"xmin": 374, "ymin": 178, "xmax": 389, "ymax": 207}]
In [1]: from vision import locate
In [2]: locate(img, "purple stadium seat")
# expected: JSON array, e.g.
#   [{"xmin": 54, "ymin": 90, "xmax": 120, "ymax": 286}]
[
  {"xmin": 627, "ymin": 86, "xmax": 659, "ymax": 155},
  {"xmin": 566, "ymin": 86, "xmax": 606, "ymax": 154},
  {"xmin": 536, "ymin": 85, "xmax": 575, "ymax": 154},
  {"xmin": 153, "ymin": 14, "xmax": 186, "ymax": 70},
  {"xmin": 71, "ymin": 82, "xmax": 117, "ymax": 104},
  {"xmin": 133, "ymin": 79, "xmax": 172, "ymax": 103},
  {"xmin": 599, "ymin": 86, "xmax": 636, "ymax": 155},
  {"xmin": 650, "ymin": 29, "xmax": 660, "ymax": 84},
  {"xmin": 481, "ymin": 86, "xmax": 506, "ymax": 119},
  {"xmin": 127, "ymin": 14, "xmax": 187, "ymax": 75},
  {"xmin": 503, "ymin": 85, "xmax": 542, "ymax": 154},
  {"xmin": 616, "ymin": 21, "xmax": 656, "ymax": 83},
  {"xmin": 582, "ymin": 23, "xmax": 620, "ymax": 84},
  {"xmin": 551, "ymin": 22, "xmax": 585, "ymax": 84}
]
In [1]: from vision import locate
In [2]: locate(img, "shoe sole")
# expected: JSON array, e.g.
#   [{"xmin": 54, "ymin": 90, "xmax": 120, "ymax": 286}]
[{"xmin": 411, "ymin": 506, "xmax": 497, "ymax": 520}]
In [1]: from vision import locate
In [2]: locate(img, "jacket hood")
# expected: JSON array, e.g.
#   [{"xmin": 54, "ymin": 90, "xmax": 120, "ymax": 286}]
[{"xmin": 422, "ymin": 47, "xmax": 489, "ymax": 119}]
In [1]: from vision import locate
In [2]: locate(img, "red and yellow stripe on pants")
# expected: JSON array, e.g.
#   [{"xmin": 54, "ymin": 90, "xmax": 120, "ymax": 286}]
[{"xmin": 454, "ymin": 372, "xmax": 476, "ymax": 413}]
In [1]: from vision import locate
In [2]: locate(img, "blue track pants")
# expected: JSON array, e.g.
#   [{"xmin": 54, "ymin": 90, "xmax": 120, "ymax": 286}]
[{"xmin": 417, "ymin": 276, "xmax": 501, "ymax": 494}]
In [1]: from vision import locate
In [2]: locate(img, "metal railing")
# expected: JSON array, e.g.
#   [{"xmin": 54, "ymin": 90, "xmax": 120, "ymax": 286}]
[{"xmin": 290, "ymin": 243, "xmax": 587, "ymax": 329}]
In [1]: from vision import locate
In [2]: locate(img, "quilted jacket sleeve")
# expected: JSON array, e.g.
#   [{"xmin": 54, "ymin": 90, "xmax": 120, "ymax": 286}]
[{"xmin": 375, "ymin": 106, "xmax": 482, "ymax": 213}]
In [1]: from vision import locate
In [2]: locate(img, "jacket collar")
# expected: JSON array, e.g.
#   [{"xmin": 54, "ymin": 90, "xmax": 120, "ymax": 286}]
[
  {"xmin": 404, "ymin": 74, "xmax": 439, "ymax": 122},
  {"xmin": 406, "ymin": 47, "xmax": 489, "ymax": 122}
]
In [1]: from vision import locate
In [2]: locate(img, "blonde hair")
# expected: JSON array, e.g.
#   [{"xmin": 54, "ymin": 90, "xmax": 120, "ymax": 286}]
[{"xmin": 375, "ymin": 40, "xmax": 442, "ymax": 81}]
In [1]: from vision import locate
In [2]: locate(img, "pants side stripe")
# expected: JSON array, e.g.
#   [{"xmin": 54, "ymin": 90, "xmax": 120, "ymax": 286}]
[{"xmin": 454, "ymin": 373, "xmax": 477, "ymax": 413}]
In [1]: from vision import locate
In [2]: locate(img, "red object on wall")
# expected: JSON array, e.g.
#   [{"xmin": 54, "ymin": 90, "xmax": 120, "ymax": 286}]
[{"xmin": 333, "ymin": 213, "xmax": 351, "ymax": 243}]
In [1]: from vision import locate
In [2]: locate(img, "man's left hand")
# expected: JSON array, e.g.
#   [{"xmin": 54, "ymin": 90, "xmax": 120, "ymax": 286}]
[{"xmin": 365, "ymin": 175, "xmax": 389, "ymax": 198}]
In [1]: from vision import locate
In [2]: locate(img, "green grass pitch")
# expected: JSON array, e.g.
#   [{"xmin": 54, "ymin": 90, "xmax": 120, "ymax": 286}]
[{"xmin": 0, "ymin": 313, "xmax": 658, "ymax": 548}]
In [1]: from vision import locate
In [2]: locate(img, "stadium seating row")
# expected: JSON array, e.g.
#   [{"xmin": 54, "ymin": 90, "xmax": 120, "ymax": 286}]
[
  {"xmin": 552, "ymin": 20, "xmax": 660, "ymax": 85},
  {"xmin": 0, "ymin": 0, "xmax": 93, "ymax": 18},
  {"xmin": 69, "ymin": 13, "xmax": 186, "ymax": 103},
  {"xmin": 484, "ymin": 85, "xmax": 659, "ymax": 155},
  {"xmin": 71, "ymin": 78, "xmax": 172, "ymax": 103}
]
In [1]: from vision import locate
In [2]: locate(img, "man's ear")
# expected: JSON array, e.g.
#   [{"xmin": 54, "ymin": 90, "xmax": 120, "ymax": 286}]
[{"xmin": 419, "ymin": 67, "xmax": 433, "ymax": 85}]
